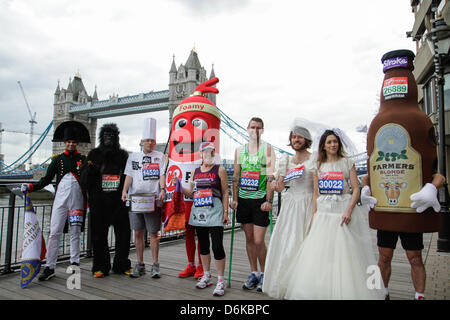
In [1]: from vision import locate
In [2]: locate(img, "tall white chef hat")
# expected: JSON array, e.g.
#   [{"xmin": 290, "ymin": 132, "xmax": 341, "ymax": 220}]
[{"xmin": 142, "ymin": 118, "xmax": 157, "ymax": 141}]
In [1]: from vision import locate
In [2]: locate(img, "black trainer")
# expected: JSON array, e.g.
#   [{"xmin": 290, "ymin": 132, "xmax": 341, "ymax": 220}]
[{"xmin": 38, "ymin": 267, "xmax": 55, "ymax": 281}]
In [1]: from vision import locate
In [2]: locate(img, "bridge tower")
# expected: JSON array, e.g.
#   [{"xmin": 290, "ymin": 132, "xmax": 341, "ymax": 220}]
[
  {"xmin": 53, "ymin": 73, "xmax": 98, "ymax": 155},
  {"xmin": 168, "ymin": 49, "xmax": 216, "ymax": 129},
  {"xmin": 51, "ymin": 49, "xmax": 214, "ymax": 156}
]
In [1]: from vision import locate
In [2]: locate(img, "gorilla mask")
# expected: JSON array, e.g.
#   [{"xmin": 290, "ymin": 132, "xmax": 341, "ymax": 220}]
[{"xmin": 99, "ymin": 123, "xmax": 120, "ymax": 150}]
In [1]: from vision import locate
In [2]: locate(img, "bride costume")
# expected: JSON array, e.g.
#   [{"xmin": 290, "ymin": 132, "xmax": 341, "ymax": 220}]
[
  {"xmin": 283, "ymin": 128, "xmax": 385, "ymax": 300},
  {"xmin": 263, "ymin": 122, "xmax": 316, "ymax": 299}
]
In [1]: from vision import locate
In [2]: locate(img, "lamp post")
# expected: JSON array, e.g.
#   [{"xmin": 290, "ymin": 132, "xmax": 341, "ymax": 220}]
[{"xmin": 428, "ymin": 7, "xmax": 450, "ymax": 252}]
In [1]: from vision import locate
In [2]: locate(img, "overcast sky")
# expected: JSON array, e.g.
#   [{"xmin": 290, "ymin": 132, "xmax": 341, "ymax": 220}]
[{"xmin": 0, "ymin": 0, "xmax": 416, "ymax": 166}]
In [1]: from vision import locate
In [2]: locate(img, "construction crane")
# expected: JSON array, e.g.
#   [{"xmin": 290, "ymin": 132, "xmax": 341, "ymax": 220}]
[
  {"xmin": 17, "ymin": 80, "xmax": 37, "ymax": 170},
  {"xmin": 0, "ymin": 120, "xmax": 43, "ymax": 169}
]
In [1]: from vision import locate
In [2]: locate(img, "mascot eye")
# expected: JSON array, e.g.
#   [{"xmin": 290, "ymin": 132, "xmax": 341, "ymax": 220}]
[
  {"xmin": 175, "ymin": 119, "xmax": 187, "ymax": 130},
  {"xmin": 192, "ymin": 118, "xmax": 208, "ymax": 130}
]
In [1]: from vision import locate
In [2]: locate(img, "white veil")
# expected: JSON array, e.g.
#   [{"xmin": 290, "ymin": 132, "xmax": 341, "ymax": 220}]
[
  {"xmin": 290, "ymin": 118, "xmax": 359, "ymax": 157},
  {"xmin": 276, "ymin": 118, "xmax": 359, "ymax": 179}
]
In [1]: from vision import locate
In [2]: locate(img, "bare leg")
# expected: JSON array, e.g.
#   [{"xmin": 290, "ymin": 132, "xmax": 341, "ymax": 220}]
[
  {"xmin": 242, "ymin": 223, "xmax": 257, "ymax": 271},
  {"xmin": 201, "ymin": 254, "xmax": 211, "ymax": 273},
  {"xmin": 214, "ymin": 258, "xmax": 225, "ymax": 277},
  {"xmin": 253, "ymin": 225, "xmax": 268, "ymax": 272},
  {"xmin": 406, "ymin": 250, "xmax": 426, "ymax": 294},
  {"xmin": 149, "ymin": 232, "xmax": 160, "ymax": 263},
  {"xmin": 378, "ymin": 246, "xmax": 394, "ymax": 289},
  {"xmin": 134, "ymin": 230, "xmax": 145, "ymax": 264}
]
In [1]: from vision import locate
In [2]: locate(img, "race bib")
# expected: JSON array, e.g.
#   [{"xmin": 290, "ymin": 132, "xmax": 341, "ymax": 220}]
[
  {"xmin": 383, "ymin": 77, "xmax": 408, "ymax": 101},
  {"xmin": 142, "ymin": 163, "xmax": 160, "ymax": 180},
  {"xmin": 68, "ymin": 209, "xmax": 84, "ymax": 227},
  {"xmin": 283, "ymin": 165, "xmax": 305, "ymax": 183},
  {"xmin": 193, "ymin": 189, "xmax": 213, "ymax": 207},
  {"xmin": 240, "ymin": 171, "xmax": 260, "ymax": 191},
  {"xmin": 318, "ymin": 171, "xmax": 344, "ymax": 195},
  {"xmin": 101, "ymin": 174, "xmax": 120, "ymax": 191}
]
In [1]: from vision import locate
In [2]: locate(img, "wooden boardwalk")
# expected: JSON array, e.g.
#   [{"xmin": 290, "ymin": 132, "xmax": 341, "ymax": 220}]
[{"xmin": 0, "ymin": 213, "xmax": 431, "ymax": 300}]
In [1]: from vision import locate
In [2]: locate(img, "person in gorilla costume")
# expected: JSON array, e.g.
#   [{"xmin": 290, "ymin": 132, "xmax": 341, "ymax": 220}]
[{"xmin": 80, "ymin": 123, "xmax": 131, "ymax": 277}]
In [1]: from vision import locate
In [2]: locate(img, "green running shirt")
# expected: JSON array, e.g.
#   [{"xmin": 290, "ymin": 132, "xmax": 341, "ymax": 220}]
[{"xmin": 238, "ymin": 142, "xmax": 268, "ymax": 199}]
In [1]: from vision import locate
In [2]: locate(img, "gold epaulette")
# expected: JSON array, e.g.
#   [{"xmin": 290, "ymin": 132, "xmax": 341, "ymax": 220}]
[{"xmin": 51, "ymin": 154, "xmax": 58, "ymax": 159}]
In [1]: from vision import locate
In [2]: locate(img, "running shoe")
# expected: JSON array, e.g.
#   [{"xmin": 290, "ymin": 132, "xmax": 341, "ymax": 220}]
[
  {"xmin": 178, "ymin": 264, "xmax": 196, "ymax": 278},
  {"xmin": 93, "ymin": 271, "xmax": 105, "ymax": 278},
  {"xmin": 242, "ymin": 273, "xmax": 259, "ymax": 290},
  {"xmin": 194, "ymin": 264, "xmax": 204, "ymax": 279},
  {"xmin": 213, "ymin": 280, "xmax": 225, "ymax": 296},
  {"xmin": 151, "ymin": 262, "xmax": 160, "ymax": 278},
  {"xmin": 123, "ymin": 269, "xmax": 132, "ymax": 276},
  {"xmin": 196, "ymin": 274, "xmax": 213, "ymax": 289},
  {"xmin": 38, "ymin": 267, "xmax": 55, "ymax": 281},
  {"xmin": 130, "ymin": 263, "xmax": 146, "ymax": 278},
  {"xmin": 256, "ymin": 273, "xmax": 264, "ymax": 292}
]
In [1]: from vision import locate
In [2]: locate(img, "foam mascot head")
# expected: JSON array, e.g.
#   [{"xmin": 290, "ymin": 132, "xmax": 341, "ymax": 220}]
[{"xmin": 169, "ymin": 77, "xmax": 220, "ymax": 162}]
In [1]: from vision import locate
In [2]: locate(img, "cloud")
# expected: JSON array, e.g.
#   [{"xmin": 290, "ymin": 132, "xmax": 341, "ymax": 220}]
[
  {"xmin": 167, "ymin": 0, "xmax": 251, "ymax": 14},
  {"xmin": 0, "ymin": 0, "xmax": 418, "ymax": 167}
]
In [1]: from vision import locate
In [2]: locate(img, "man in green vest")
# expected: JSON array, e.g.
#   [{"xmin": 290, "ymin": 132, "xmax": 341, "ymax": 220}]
[{"xmin": 230, "ymin": 117, "xmax": 276, "ymax": 292}]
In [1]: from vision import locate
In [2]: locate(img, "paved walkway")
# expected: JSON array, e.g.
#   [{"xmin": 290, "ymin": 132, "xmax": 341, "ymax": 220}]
[
  {"xmin": 424, "ymin": 232, "xmax": 450, "ymax": 300},
  {"xmin": 0, "ymin": 221, "xmax": 448, "ymax": 300}
]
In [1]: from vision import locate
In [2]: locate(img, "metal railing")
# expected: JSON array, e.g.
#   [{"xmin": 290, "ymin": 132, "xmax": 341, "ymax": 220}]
[
  {"xmin": 0, "ymin": 184, "xmax": 198, "ymax": 274},
  {"xmin": 0, "ymin": 183, "xmax": 280, "ymax": 275}
]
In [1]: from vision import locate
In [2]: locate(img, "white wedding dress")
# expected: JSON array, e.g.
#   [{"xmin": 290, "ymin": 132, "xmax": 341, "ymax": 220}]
[
  {"xmin": 263, "ymin": 155, "xmax": 315, "ymax": 299},
  {"xmin": 284, "ymin": 157, "xmax": 385, "ymax": 300}
]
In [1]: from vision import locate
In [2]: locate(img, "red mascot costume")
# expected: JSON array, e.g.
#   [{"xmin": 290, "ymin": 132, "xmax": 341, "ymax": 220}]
[{"xmin": 164, "ymin": 77, "xmax": 221, "ymax": 278}]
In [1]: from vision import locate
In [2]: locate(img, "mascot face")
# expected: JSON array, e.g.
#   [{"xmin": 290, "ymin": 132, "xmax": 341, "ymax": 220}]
[
  {"xmin": 99, "ymin": 123, "xmax": 120, "ymax": 149},
  {"xmin": 169, "ymin": 95, "xmax": 220, "ymax": 162}
]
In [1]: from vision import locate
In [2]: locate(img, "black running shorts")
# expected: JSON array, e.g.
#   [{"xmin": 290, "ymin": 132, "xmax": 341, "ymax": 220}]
[
  {"xmin": 235, "ymin": 196, "xmax": 270, "ymax": 227},
  {"xmin": 377, "ymin": 230, "xmax": 424, "ymax": 251}
]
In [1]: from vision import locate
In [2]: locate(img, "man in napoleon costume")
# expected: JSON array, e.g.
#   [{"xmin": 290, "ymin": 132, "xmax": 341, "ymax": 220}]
[{"xmin": 22, "ymin": 121, "xmax": 90, "ymax": 280}]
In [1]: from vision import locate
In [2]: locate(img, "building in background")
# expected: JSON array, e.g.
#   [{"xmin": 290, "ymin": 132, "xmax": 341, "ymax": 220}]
[
  {"xmin": 409, "ymin": 0, "xmax": 450, "ymax": 251},
  {"xmin": 409, "ymin": 0, "xmax": 450, "ymax": 181}
]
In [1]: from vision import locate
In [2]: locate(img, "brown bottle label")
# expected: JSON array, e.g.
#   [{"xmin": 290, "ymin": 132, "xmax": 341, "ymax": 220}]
[{"xmin": 370, "ymin": 123, "xmax": 422, "ymax": 212}]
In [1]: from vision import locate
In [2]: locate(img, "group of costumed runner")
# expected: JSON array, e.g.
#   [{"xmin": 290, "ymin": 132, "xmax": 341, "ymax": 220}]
[{"xmin": 20, "ymin": 49, "xmax": 445, "ymax": 299}]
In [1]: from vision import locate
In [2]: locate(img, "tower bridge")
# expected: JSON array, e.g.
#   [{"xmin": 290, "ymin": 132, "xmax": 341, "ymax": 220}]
[
  {"xmin": 0, "ymin": 49, "xmax": 220, "ymax": 178},
  {"xmin": 1, "ymin": 49, "xmax": 368, "ymax": 179},
  {"xmin": 52, "ymin": 48, "xmax": 216, "ymax": 156},
  {"xmin": 69, "ymin": 90, "xmax": 170, "ymax": 119}
]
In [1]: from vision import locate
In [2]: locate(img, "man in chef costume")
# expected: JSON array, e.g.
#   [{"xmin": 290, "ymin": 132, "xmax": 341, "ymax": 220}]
[{"xmin": 122, "ymin": 118, "xmax": 166, "ymax": 279}]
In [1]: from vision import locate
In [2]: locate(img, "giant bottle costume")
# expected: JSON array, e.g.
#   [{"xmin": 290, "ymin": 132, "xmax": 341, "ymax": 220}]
[{"xmin": 367, "ymin": 49, "xmax": 441, "ymax": 233}]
